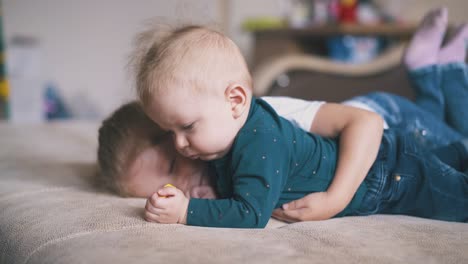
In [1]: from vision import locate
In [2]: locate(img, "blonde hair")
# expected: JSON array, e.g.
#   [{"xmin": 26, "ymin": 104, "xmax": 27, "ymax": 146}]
[
  {"xmin": 132, "ymin": 24, "xmax": 252, "ymax": 107},
  {"xmin": 97, "ymin": 101, "xmax": 167, "ymax": 196}
]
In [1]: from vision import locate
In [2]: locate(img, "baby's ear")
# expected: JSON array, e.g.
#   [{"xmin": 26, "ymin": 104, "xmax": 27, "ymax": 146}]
[{"xmin": 225, "ymin": 84, "xmax": 249, "ymax": 118}]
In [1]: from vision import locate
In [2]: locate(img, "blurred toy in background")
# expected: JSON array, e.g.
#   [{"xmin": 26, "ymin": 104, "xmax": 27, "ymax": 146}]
[
  {"xmin": 44, "ymin": 82, "xmax": 71, "ymax": 120},
  {"xmin": 287, "ymin": 0, "xmax": 313, "ymax": 28},
  {"xmin": 338, "ymin": 0, "xmax": 358, "ymax": 23},
  {"xmin": 330, "ymin": 0, "xmax": 385, "ymax": 64},
  {"xmin": 327, "ymin": 0, "xmax": 341, "ymax": 23},
  {"xmin": 356, "ymin": 0, "xmax": 382, "ymax": 24},
  {"xmin": 250, "ymin": 1, "xmax": 388, "ymax": 30},
  {"xmin": 283, "ymin": 0, "xmax": 386, "ymax": 26},
  {"xmin": 311, "ymin": 0, "xmax": 329, "ymax": 25},
  {"xmin": 327, "ymin": 35, "xmax": 382, "ymax": 63},
  {"xmin": 247, "ymin": 1, "xmax": 396, "ymax": 64}
]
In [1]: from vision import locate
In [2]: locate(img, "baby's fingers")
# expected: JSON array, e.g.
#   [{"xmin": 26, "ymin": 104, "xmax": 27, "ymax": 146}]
[
  {"xmin": 272, "ymin": 208, "xmax": 299, "ymax": 223},
  {"xmin": 280, "ymin": 208, "xmax": 307, "ymax": 221},
  {"xmin": 145, "ymin": 199, "xmax": 164, "ymax": 214},
  {"xmin": 144, "ymin": 208, "xmax": 176, "ymax": 224},
  {"xmin": 149, "ymin": 193, "xmax": 171, "ymax": 208},
  {"xmin": 144, "ymin": 210, "xmax": 159, "ymax": 222},
  {"xmin": 144, "ymin": 200, "xmax": 162, "ymax": 222},
  {"xmin": 157, "ymin": 186, "xmax": 179, "ymax": 197}
]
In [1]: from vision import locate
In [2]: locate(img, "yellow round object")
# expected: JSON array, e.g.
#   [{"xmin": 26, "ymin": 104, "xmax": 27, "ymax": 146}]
[{"xmin": 158, "ymin": 184, "xmax": 176, "ymax": 197}]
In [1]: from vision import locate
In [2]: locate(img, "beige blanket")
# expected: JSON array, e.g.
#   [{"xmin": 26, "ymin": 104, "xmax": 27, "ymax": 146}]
[{"xmin": 1, "ymin": 122, "xmax": 467, "ymax": 264}]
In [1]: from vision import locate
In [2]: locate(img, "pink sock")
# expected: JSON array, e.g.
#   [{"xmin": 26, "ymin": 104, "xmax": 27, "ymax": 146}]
[
  {"xmin": 438, "ymin": 24, "xmax": 468, "ymax": 64},
  {"xmin": 404, "ymin": 7, "xmax": 448, "ymax": 70}
]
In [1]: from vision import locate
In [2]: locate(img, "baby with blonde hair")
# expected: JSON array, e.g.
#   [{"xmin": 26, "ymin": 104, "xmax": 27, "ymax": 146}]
[
  {"xmin": 136, "ymin": 25, "xmax": 252, "ymax": 106},
  {"xmin": 131, "ymin": 23, "xmax": 467, "ymax": 227}
]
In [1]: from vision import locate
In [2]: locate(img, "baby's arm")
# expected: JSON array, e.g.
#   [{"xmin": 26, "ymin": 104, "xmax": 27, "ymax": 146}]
[
  {"xmin": 274, "ymin": 103, "xmax": 383, "ymax": 221},
  {"xmin": 312, "ymin": 103, "xmax": 384, "ymax": 205},
  {"xmin": 144, "ymin": 181, "xmax": 278, "ymax": 228},
  {"xmin": 146, "ymin": 136, "xmax": 287, "ymax": 228}
]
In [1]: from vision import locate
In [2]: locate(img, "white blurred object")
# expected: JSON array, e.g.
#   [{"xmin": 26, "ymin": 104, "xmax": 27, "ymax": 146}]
[
  {"xmin": 7, "ymin": 36, "xmax": 45, "ymax": 123},
  {"xmin": 372, "ymin": 0, "xmax": 403, "ymax": 22},
  {"xmin": 357, "ymin": 2, "xmax": 381, "ymax": 24},
  {"xmin": 286, "ymin": 0, "xmax": 312, "ymax": 28},
  {"xmin": 311, "ymin": 0, "xmax": 329, "ymax": 24}
]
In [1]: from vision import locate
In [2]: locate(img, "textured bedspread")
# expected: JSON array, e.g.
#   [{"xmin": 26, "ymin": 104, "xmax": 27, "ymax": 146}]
[{"xmin": 0, "ymin": 122, "xmax": 467, "ymax": 264}]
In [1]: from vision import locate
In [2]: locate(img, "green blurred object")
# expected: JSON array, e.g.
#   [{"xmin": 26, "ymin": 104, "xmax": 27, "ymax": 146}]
[
  {"xmin": 0, "ymin": 3, "xmax": 8, "ymax": 120},
  {"xmin": 242, "ymin": 17, "xmax": 286, "ymax": 31}
]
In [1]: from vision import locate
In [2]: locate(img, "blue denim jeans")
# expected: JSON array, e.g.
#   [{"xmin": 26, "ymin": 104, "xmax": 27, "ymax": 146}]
[
  {"xmin": 408, "ymin": 65, "xmax": 444, "ymax": 120},
  {"xmin": 440, "ymin": 63, "xmax": 468, "ymax": 136},
  {"xmin": 407, "ymin": 63, "xmax": 468, "ymax": 135},
  {"xmin": 344, "ymin": 92, "xmax": 463, "ymax": 149},
  {"xmin": 353, "ymin": 130, "xmax": 468, "ymax": 222},
  {"xmin": 345, "ymin": 63, "xmax": 468, "ymax": 149}
]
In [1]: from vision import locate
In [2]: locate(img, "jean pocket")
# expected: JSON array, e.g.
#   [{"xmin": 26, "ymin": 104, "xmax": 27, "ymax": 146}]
[
  {"xmin": 381, "ymin": 171, "xmax": 414, "ymax": 204},
  {"xmin": 402, "ymin": 132, "xmax": 422, "ymax": 157},
  {"xmin": 401, "ymin": 132, "xmax": 453, "ymax": 177}
]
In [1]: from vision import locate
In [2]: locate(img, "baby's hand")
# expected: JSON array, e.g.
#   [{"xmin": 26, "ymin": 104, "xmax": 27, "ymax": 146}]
[
  {"xmin": 272, "ymin": 192, "xmax": 335, "ymax": 222},
  {"xmin": 144, "ymin": 185, "xmax": 189, "ymax": 224}
]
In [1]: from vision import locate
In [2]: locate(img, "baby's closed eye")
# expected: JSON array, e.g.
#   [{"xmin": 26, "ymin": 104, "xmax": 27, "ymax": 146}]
[{"xmin": 182, "ymin": 122, "xmax": 195, "ymax": 131}]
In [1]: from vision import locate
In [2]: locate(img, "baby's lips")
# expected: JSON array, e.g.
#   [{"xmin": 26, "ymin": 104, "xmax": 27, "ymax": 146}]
[{"xmin": 159, "ymin": 184, "xmax": 176, "ymax": 198}]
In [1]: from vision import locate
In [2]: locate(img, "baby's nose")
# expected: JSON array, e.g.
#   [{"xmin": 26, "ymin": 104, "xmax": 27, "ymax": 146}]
[{"xmin": 174, "ymin": 134, "xmax": 189, "ymax": 150}]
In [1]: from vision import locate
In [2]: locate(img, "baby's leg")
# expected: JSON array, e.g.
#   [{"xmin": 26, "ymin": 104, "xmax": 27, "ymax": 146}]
[
  {"xmin": 431, "ymin": 139, "xmax": 468, "ymax": 172},
  {"xmin": 403, "ymin": 8, "xmax": 448, "ymax": 119},
  {"xmin": 438, "ymin": 26, "xmax": 468, "ymax": 136},
  {"xmin": 440, "ymin": 64, "xmax": 468, "ymax": 136},
  {"xmin": 343, "ymin": 92, "xmax": 463, "ymax": 149},
  {"xmin": 380, "ymin": 132, "xmax": 468, "ymax": 222},
  {"xmin": 407, "ymin": 66, "xmax": 444, "ymax": 120}
]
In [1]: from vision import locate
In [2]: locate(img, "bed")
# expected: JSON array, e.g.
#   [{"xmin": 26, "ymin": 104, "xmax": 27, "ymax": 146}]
[{"xmin": 1, "ymin": 50, "xmax": 467, "ymax": 263}]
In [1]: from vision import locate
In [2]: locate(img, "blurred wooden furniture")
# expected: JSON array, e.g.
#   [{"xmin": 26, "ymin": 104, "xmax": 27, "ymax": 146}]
[
  {"xmin": 249, "ymin": 23, "xmax": 417, "ymax": 69},
  {"xmin": 252, "ymin": 43, "xmax": 415, "ymax": 102},
  {"xmin": 249, "ymin": 23, "xmax": 420, "ymax": 102}
]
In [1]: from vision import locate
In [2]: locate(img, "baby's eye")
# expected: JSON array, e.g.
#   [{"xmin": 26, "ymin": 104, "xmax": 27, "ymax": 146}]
[{"xmin": 182, "ymin": 123, "xmax": 195, "ymax": 131}]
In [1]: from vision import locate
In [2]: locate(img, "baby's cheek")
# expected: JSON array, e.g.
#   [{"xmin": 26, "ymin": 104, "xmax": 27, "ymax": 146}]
[
  {"xmin": 191, "ymin": 185, "xmax": 217, "ymax": 199},
  {"xmin": 203, "ymin": 189, "xmax": 217, "ymax": 199}
]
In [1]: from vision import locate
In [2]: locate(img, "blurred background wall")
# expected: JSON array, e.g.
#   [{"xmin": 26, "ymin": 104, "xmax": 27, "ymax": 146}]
[{"xmin": 1, "ymin": 0, "xmax": 467, "ymax": 121}]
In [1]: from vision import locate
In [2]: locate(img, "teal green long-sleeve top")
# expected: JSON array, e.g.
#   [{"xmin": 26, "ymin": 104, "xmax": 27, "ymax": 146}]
[{"xmin": 187, "ymin": 98, "xmax": 368, "ymax": 228}]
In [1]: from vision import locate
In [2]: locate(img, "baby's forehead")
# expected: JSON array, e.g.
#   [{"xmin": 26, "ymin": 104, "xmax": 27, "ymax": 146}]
[{"xmin": 152, "ymin": 76, "xmax": 222, "ymax": 104}]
